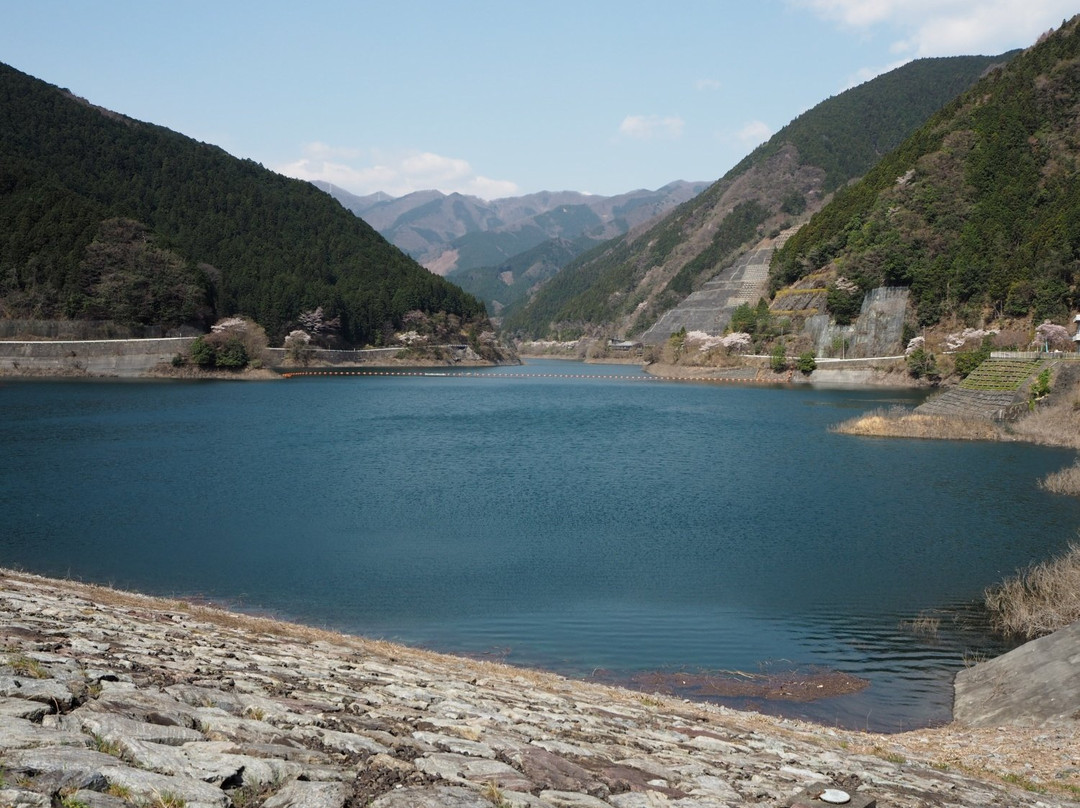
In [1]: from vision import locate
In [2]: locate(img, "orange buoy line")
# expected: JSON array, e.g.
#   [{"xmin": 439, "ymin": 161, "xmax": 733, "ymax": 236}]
[{"xmin": 278, "ymin": 369, "xmax": 777, "ymax": 384}]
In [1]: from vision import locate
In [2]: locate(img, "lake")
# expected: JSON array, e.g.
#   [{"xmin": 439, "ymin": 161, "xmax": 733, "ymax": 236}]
[{"xmin": 2, "ymin": 359, "xmax": 1079, "ymax": 731}]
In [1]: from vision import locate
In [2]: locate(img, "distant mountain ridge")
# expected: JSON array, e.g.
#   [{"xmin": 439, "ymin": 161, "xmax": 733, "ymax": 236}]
[
  {"xmin": 317, "ymin": 181, "xmax": 709, "ymax": 276},
  {"xmin": 500, "ymin": 53, "xmax": 1016, "ymax": 340}
]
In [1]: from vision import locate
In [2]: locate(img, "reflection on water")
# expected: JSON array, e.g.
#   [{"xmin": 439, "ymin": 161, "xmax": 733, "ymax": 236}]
[{"xmin": 1, "ymin": 361, "xmax": 1077, "ymax": 731}]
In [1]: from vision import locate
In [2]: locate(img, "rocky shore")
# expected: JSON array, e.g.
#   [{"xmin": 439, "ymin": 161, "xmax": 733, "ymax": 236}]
[{"xmin": 1, "ymin": 569, "xmax": 1076, "ymax": 808}]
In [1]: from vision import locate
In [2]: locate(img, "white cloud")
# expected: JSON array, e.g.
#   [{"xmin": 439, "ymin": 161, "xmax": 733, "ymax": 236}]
[
  {"xmin": 275, "ymin": 144, "xmax": 518, "ymax": 199},
  {"xmin": 737, "ymin": 120, "xmax": 773, "ymax": 147},
  {"xmin": 794, "ymin": 0, "xmax": 1075, "ymax": 58},
  {"xmin": 695, "ymin": 78, "xmax": 723, "ymax": 91},
  {"xmin": 618, "ymin": 114, "xmax": 685, "ymax": 140}
]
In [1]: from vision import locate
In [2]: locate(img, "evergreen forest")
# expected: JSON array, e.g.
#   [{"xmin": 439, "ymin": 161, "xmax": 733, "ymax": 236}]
[
  {"xmin": 773, "ymin": 20, "xmax": 1080, "ymax": 327},
  {"xmin": 0, "ymin": 63, "xmax": 485, "ymax": 345}
]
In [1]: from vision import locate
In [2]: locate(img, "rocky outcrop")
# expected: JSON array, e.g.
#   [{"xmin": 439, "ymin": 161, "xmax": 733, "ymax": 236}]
[
  {"xmin": 0, "ymin": 569, "xmax": 1076, "ymax": 808},
  {"xmin": 955, "ymin": 620, "xmax": 1080, "ymax": 728}
]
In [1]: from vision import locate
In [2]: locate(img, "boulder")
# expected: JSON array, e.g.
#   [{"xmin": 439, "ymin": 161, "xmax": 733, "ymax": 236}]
[{"xmin": 954, "ymin": 620, "xmax": 1080, "ymax": 726}]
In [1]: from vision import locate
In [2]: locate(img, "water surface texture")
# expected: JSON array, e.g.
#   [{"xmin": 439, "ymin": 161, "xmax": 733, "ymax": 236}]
[{"xmin": 3, "ymin": 360, "xmax": 1079, "ymax": 730}]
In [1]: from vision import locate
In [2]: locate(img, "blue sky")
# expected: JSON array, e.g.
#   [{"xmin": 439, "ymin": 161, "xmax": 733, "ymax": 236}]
[{"xmin": 2, "ymin": 1, "xmax": 1077, "ymax": 199}]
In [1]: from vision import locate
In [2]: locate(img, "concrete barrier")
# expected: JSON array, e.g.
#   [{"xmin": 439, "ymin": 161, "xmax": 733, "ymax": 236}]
[{"xmin": 0, "ymin": 338, "xmax": 195, "ymax": 377}]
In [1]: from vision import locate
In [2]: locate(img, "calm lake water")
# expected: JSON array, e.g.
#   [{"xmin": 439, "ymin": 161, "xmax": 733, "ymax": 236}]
[{"xmin": 2, "ymin": 359, "xmax": 1079, "ymax": 731}]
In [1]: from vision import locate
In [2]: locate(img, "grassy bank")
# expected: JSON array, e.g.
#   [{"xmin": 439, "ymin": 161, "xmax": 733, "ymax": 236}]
[
  {"xmin": 984, "ymin": 541, "xmax": 1080, "ymax": 639},
  {"xmin": 831, "ymin": 362, "xmax": 1080, "ymax": 451}
]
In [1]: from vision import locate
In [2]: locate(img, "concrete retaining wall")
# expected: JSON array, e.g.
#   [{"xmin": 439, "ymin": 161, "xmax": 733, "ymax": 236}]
[{"xmin": 0, "ymin": 338, "xmax": 195, "ymax": 377}]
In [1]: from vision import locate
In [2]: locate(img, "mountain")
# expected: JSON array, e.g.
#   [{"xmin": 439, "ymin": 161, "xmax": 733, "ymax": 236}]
[
  {"xmin": 0, "ymin": 63, "xmax": 485, "ymax": 345},
  {"xmin": 772, "ymin": 20, "xmax": 1080, "ymax": 330},
  {"xmin": 317, "ymin": 181, "xmax": 709, "ymax": 276},
  {"xmin": 444, "ymin": 238, "xmax": 582, "ymax": 316},
  {"xmin": 501, "ymin": 53, "xmax": 1016, "ymax": 340}
]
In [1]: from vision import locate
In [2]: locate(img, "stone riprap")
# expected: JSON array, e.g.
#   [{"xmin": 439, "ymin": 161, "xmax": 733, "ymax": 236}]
[{"xmin": 0, "ymin": 569, "xmax": 1076, "ymax": 808}]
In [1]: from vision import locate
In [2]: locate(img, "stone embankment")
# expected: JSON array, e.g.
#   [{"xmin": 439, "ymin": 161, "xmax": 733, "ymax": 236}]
[
  {"xmin": 0, "ymin": 339, "xmax": 195, "ymax": 378},
  {"xmin": 1, "ymin": 569, "xmax": 1077, "ymax": 808}
]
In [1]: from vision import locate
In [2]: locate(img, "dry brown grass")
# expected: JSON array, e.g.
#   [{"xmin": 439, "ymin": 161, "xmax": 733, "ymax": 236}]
[
  {"xmin": 1039, "ymin": 460, "xmax": 1080, "ymax": 497},
  {"xmin": 984, "ymin": 541, "xmax": 1080, "ymax": 639},
  {"xmin": 1007, "ymin": 364, "xmax": 1080, "ymax": 449},
  {"xmin": 830, "ymin": 407, "xmax": 1004, "ymax": 441}
]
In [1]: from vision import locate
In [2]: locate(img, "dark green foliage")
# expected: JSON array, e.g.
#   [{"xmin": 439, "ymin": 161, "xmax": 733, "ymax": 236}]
[
  {"xmin": 729, "ymin": 298, "xmax": 773, "ymax": 337},
  {"xmin": 214, "ymin": 337, "xmax": 249, "ymax": 368},
  {"xmin": 906, "ymin": 347, "xmax": 938, "ymax": 380},
  {"xmin": 0, "ymin": 63, "xmax": 484, "ymax": 344},
  {"xmin": 448, "ymin": 238, "xmax": 582, "ymax": 315},
  {"xmin": 796, "ymin": 351, "xmax": 817, "ymax": 375},
  {"xmin": 953, "ymin": 337, "xmax": 993, "ymax": 378},
  {"xmin": 730, "ymin": 54, "xmax": 1017, "ymax": 194},
  {"xmin": 773, "ymin": 20, "xmax": 1080, "ymax": 326},
  {"xmin": 190, "ymin": 336, "xmax": 216, "ymax": 367},
  {"xmin": 826, "ymin": 282, "xmax": 864, "ymax": 326},
  {"xmin": 780, "ymin": 192, "xmax": 807, "ymax": 216},
  {"xmin": 1031, "ymin": 366, "xmax": 1052, "ymax": 399},
  {"xmin": 770, "ymin": 342, "xmax": 788, "ymax": 372},
  {"xmin": 189, "ymin": 332, "xmax": 249, "ymax": 369}
]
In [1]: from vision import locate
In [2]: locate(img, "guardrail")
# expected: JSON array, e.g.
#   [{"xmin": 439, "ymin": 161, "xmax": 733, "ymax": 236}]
[{"xmin": 990, "ymin": 351, "xmax": 1080, "ymax": 360}]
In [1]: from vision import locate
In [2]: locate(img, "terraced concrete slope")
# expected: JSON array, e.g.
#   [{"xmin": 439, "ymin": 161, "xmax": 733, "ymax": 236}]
[
  {"xmin": 915, "ymin": 359, "xmax": 1044, "ymax": 419},
  {"xmin": 639, "ymin": 242, "xmax": 775, "ymax": 345}
]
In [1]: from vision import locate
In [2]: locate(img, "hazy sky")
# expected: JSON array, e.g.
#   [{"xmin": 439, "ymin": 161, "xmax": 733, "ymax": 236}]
[{"xmin": 2, "ymin": 1, "xmax": 1076, "ymax": 199}]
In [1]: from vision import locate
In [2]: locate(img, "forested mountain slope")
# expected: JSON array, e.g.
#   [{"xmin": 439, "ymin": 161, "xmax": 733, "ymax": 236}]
[
  {"xmin": 772, "ymin": 19, "xmax": 1080, "ymax": 328},
  {"xmin": 502, "ymin": 53, "xmax": 1014, "ymax": 340},
  {"xmin": 0, "ymin": 63, "xmax": 484, "ymax": 345}
]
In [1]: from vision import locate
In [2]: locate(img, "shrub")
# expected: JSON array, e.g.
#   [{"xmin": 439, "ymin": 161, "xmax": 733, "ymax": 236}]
[
  {"xmin": 770, "ymin": 342, "xmax": 788, "ymax": 372},
  {"xmin": 1030, "ymin": 367, "xmax": 1052, "ymax": 400},
  {"xmin": 214, "ymin": 336, "xmax": 249, "ymax": 368},
  {"xmin": 796, "ymin": 351, "xmax": 817, "ymax": 375},
  {"xmin": 188, "ymin": 317, "xmax": 268, "ymax": 370},
  {"xmin": 905, "ymin": 347, "xmax": 938, "ymax": 380},
  {"xmin": 953, "ymin": 340, "xmax": 991, "ymax": 378},
  {"xmin": 189, "ymin": 336, "xmax": 216, "ymax": 367}
]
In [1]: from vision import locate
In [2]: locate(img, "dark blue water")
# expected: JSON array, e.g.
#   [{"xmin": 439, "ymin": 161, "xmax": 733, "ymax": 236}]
[{"xmin": 2, "ymin": 360, "xmax": 1079, "ymax": 731}]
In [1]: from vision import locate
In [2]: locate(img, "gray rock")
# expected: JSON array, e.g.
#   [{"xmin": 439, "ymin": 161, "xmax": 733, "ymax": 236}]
[
  {"xmin": 261, "ymin": 780, "xmax": 351, "ymax": 808},
  {"xmin": 0, "ymin": 676, "xmax": 77, "ymax": 709},
  {"xmin": 369, "ymin": 785, "xmax": 497, "ymax": 808},
  {"xmin": 412, "ymin": 730, "xmax": 496, "ymax": 758},
  {"xmin": 0, "ymin": 696, "xmax": 52, "ymax": 721},
  {"xmin": 298, "ymin": 726, "xmax": 390, "ymax": 756},
  {"xmin": 0, "ymin": 715, "xmax": 90, "ymax": 750},
  {"xmin": 99, "ymin": 765, "xmax": 230, "ymax": 808},
  {"xmin": 76, "ymin": 712, "xmax": 206, "ymax": 745},
  {"xmin": 538, "ymin": 790, "xmax": 613, "ymax": 808},
  {"xmin": 68, "ymin": 791, "xmax": 130, "ymax": 808},
  {"xmin": 955, "ymin": 619, "xmax": 1080, "ymax": 726},
  {"xmin": 0, "ymin": 788, "xmax": 50, "ymax": 808},
  {"xmin": 414, "ymin": 753, "xmax": 536, "ymax": 791}
]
